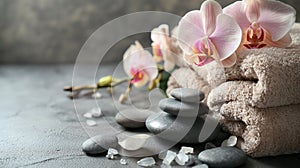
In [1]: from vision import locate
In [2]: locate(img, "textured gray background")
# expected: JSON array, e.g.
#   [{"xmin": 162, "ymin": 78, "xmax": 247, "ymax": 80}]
[{"xmin": 0, "ymin": 0, "xmax": 299, "ymax": 64}]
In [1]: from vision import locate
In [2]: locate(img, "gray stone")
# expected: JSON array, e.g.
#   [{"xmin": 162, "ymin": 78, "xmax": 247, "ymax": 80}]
[
  {"xmin": 171, "ymin": 88, "xmax": 205, "ymax": 103},
  {"xmin": 159, "ymin": 98, "xmax": 208, "ymax": 117},
  {"xmin": 115, "ymin": 109, "xmax": 155, "ymax": 128},
  {"xmin": 146, "ymin": 112, "xmax": 220, "ymax": 143},
  {"xmin": 82, "ymin": 134, "xmax": 117, "ymax": 154},
  {"xmin": 198, "ymin": 147, "xmax": 247, "ymax": 168}
]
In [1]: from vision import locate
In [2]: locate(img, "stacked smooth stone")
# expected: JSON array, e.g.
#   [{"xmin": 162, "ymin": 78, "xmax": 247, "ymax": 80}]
[{"xmin": 146, "ymin": 88, "xmax": 220, "ymax": 144}]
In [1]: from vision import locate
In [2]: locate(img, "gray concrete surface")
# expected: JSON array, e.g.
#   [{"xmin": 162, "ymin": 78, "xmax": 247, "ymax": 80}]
[{"xmin": 0, "ymin": 64, "xmax": 299, "ymax": 168}]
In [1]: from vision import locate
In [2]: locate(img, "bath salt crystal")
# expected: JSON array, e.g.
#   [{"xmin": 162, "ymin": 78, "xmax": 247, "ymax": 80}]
[
  {"xmin": 227, "ymin": 135, "xmax": 238, "ymax": 146},
  {"xmin": 192, "ymin": 164, "xmax": 209, "ymax": 168},
  {"xmin": 137, "ymin": 157, "xmax": 156, "ymax": 167},
  {"xmin": 90, "ymin": 107, "xmax": 102, "ymax": 117},
  {"xmin": 175, "ymin": 152, "xmax": 189, "ymax": 166},
  {"xmin": 221, "ymin": 136, "xmax": 237, "ymax": 147},
  {"xmin": 92, "ymin": 92, "xmax": 102, "ymax": 99},
  {"xmin": 158, "ymin": 151, "xmax": 168, "ymax": 160},
  {"xmin": 108, "ymin": 148, "xmax": 119, "ymax": 155},
  {"xmin": 106, "ymin": 154, "xmax": 115, "ymax": 159},
  {"xmin": 83, "ymin": 112, "xmax": 92, "ymax": 119},
  {"xmin": 106, "ymin": 148, "xmax": 119, "ymax": 160},
  {"xmin": 179, "ymin": 146, "xmax": 194, "ymax": 154},
  {"xmin": 120, "ymin": 158, "xmax": 127, "ymax": 165},
  {"xmin": 86, "ymin": 120, "xmax": 97, "ymax": 126},
  {"xmin": 160, "ymin": 163, "xmax": 172, "ymax": 168},
  {"xmin": 205, "ymin": 142, "xmax": 216, "ymax": 149},
  {"xmin": 162, "ymin": 150, "xmax": 177, "ymax": 165}
]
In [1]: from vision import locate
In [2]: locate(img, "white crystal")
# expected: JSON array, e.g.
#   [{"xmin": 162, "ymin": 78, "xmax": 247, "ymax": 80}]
[
  {"xmin": 205, "ymin": 142, "xmax": 216, "ymax": 149},
  {"xmin": 86, "ymin": 120, "xmax": 97, "ymax": 126},
  {"xmin": 227, "ymin": 135, "xmax": 238, "ymax": 146},
  {"xmin": 92, "ymin": 92, "xmax": 102, "ymax": 99},
  {"xmin": 158, "ymin": 151, "xmax": 168, "ymax": 160},
  {"xmin": 175, "ymin": 152, "xmax": 189, "ymax": 166},
  {"xmin": 160, "ymin": 163, "xmax": 171, "ymax": 168},
  {"xmin": 83, "ymin": 112, "xmax": 92, "ymax": 119},
  {"xmin": 221, "ymin": 135, "xmax": 237, "ymax": 147},
  {"xmin": 192, "ymin": 164, "xmax": 209, "ymax": 168},
  {"xmin": 162, "ymin": 150, "xmax": 177, "ymax": 165},
  {"xmin": 179, "ymin": 146, "xmax": 194, "ymax": 154},
  {"xmin": 120, "ymin": 158, "xmax": 127, "ymax": 165},
  {"xmin": 106, "ymin": 154, "xmax": 115, "ymax": 159},
  {"xmin": 137, "ymin": 157, "xmax": 156, "ymax": 167},
  {"xmin": 108, "ymin": 148, "xmax": 119, "ymax": 155},
  {"xmin": 90, "ymin": 107, "xmax": 102, "ymax": 117}
]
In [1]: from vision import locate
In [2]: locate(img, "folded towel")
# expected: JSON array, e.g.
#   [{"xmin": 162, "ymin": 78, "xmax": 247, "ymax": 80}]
[
  {"xmin": 167, "ymin": 68, "xmax": 300, "ymax": 157},
  {"xmin": 220, "ymin": 101, "xmax": 300, "ymax": 157},
  {"xmin": 187, "ymin": 23, "xmax": 300, "ymax": 108},
  {"xmin": 166, "ymin": 67, "xmax": 211, "ymax": 100}
]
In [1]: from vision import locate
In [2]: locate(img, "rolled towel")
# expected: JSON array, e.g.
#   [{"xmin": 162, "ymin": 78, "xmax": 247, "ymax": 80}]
[
  {"xmin": 188, "ymin": 23, "xmax": 300, "ymax": 108},
  {"xmin": 220, "ymin": 101, "xmax": 300, "ymax": 157}
]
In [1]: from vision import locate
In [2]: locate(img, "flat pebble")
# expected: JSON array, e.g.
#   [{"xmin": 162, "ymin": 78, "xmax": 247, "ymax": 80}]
[
  {"xmin": 115, "ymin": 109, "xmax": 155, "ymax": 128},
  {"xmin": 146, "ymin": 112, "xmax": 219, "ymax": 143},
  {"xmin": 82, "ymin": 134, "xmax": 117, "ymax": 154},
  {"xmin": 159, "ymin": 98, "xmax": 208, "ymax": 117},
  {"xmin": 198, "ymin": 147, "xmax": 247, "ymax": 168},
  {"xmin": 171, "ymin": 88, "xmax": 205, "ymax": 103}
]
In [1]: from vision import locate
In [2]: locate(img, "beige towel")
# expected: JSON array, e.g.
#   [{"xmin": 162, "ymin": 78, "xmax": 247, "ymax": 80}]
[
  {"xmin": 220, "ymin": 102, "xmax": 300, "ymax": 157},
  {"xmin": 167, "ymin": 67, "xmax": 300, "ymax": 157},
  {"xmin": 186, "ymin": 23, "xmax": 300, "ymax": 108}
]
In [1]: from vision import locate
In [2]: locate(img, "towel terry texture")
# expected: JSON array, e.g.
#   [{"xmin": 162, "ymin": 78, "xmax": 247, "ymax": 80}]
[{"xmin": 167, "ymin": 23, "xmax": 300, "ymax": 157}]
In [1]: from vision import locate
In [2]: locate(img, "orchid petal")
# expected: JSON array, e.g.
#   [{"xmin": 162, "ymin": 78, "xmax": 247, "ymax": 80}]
[
  {"xmin": 200, "ymin": 0, "xmax": 223, "ymax": 35},
  {"xmin": 221, "ymin": 53, "xmax": 237, "ymax": 67},
  {"xmin": 123, "ymin": 42, "xmax": 158, "ymax": 81},
  {"xmin": 184, "ymin": 53, "xmax": 214, "ymax": 66},
  {"xmin": 123, "ymin": 42, "xmax": 143, "ymax": 75},
  {"xmin": 223, "ymin": 1, "xmax": 251, "ymax": 31},
  {"xmin": 258, "ymin": 0, "xmax": 296, "ymax": 41},
  {"xmin": 164, "ymin": 58, "xmax": 175, "ymax": 72},
  {"xmin": 163, "ymin": 53, "xmax": 175, "ymax": 72},
  {"xmin": 210, "ymin": 14, "xmax": 242, "ymax": 60},
  {"xmin": 244, "ymin": 0, "xmax": 261, "ymax": 22},
  {"xmin": 138, "ymin": 50, "xmax": 158, "ymax": 81},
  {"xmin": 178, "ymin": 10, "xmax": 205, "ymax": 54},
  {"xmin": 151, "ymin": 24, "xmax": 169, "ymax": 42},
  {"xmin": 264, "ymin": 31, "xmax": 292, "ymax": 48}
]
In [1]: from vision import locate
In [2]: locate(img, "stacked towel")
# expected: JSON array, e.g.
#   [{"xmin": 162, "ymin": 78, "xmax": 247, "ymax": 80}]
[{"xmin": 167, "ymin": 23, "xmax": 300, "ymax": 157}]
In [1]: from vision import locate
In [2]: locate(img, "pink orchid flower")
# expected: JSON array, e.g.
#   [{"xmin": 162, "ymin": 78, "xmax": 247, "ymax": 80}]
[
  {"xmin": 224, "ymin": 0, "xmax": 296, "ymax": 49},
  {"xmin": 177, "ymin": 0, "xmax": 242, "ymax": 67},
  {"xmin": 151, "ymin": 24, "xmax": 175, "ymax": 72},
  {"xmin": 123, "ymin": 41, "xmax": 158, "ymax": 88}
]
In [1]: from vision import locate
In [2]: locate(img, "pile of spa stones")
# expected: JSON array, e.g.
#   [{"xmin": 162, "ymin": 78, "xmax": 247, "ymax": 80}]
[
  {"xmin": 81, "ymin": 88, "xmax": 248, "ymax": 167},
  {"xmin": 146, "ymin": 88, "xmax": 220, "ymax": 143}
]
